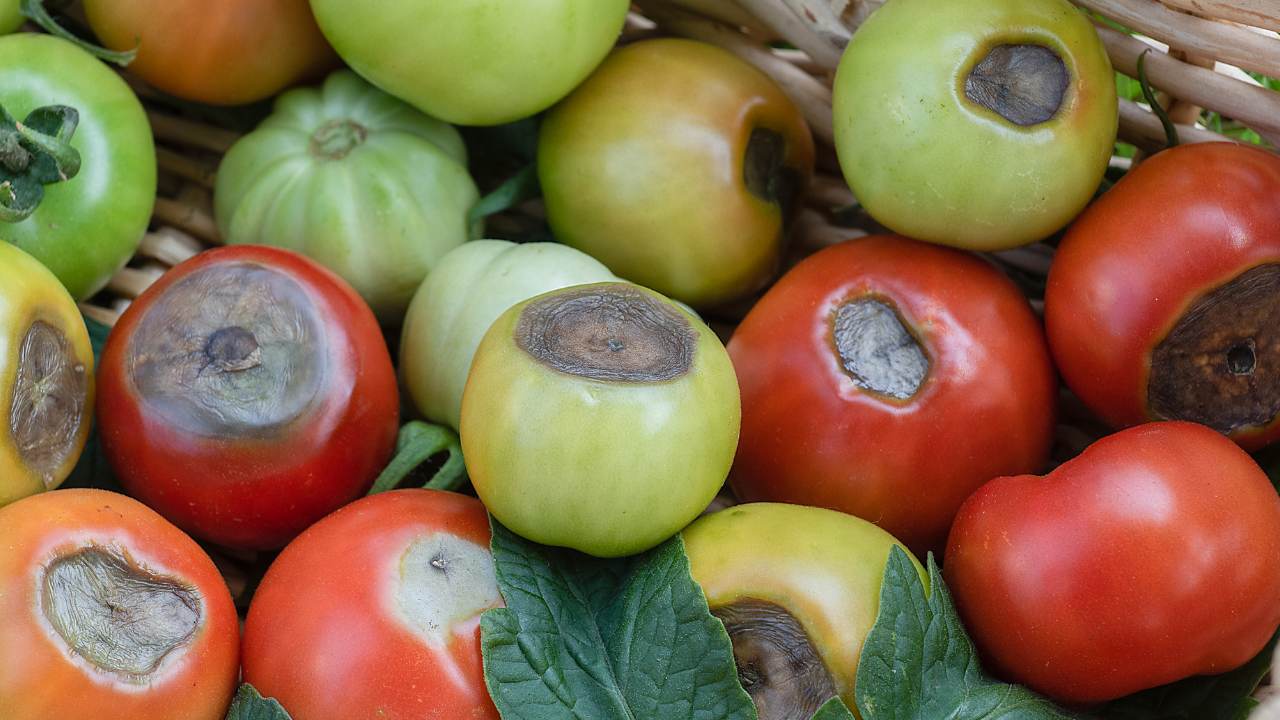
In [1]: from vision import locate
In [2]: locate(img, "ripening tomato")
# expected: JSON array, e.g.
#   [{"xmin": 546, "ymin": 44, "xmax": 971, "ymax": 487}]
[
  {"xmin": 947, "ymin": 422, "xmax": 1280, "ymax": 703},
  {"xmin": 96, "ymin": 245, "xmax": 399, "ymax": 550},
  {"xmin": 243, "ymin": 489, "xmax": 501, "ymax": 719},
  {"xmin": 0, "ymin": 0, "xmax": 20, "ymax": 35},
  {"xmin": 1046, "ymin": 142, "xmax": 1280, "ymax": 450},
  {"xmin": 0, "ymin": 489, "xmax": 240, "ymax": 720},
  {"xmin": 728, "ymin": 236, "xmax": 1056, "ymax": 554},
  {"xmin": 83, "ymin": 0, "xmax": 336, "ymax": 106}
]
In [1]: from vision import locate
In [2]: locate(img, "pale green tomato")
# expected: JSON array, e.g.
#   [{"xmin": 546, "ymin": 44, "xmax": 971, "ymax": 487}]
[
  {"xmin": 0, "ymin": 1, "xmax": 20, "ymax": 35},
  {"xmin": 685, "ymin": 503, "xmax": 925, "ymax": 716},
  {"xmin": 308, "ymin": 0, "xmax": 630, "ymax": 127},
  {"xmin": 400, "ymin": 240, "xmax": 618, "ymax": 431},
  {"xmin": 214, "ymin": 70, "xmax": 477, "ymax": 324},
  {"xmin": 832, "ymin": 0, "xmax": 1117, "ymax": 250},
  {"xmin": 461, "ymin": 282, "xmax": 740, "ymax": 558}
]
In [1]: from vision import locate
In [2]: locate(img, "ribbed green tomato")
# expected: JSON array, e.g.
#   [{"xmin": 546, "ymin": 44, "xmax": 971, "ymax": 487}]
[
  {"xmin": 400, "ymin": 240, "xmax": 618, "ymax": 430},
  {"xmin": 0, "ymin": 34, "xmax": 156, "ymax": 299},
  {"xmin": 308, "ymin": 0, "xmax": 630, "ymax": 126},
  {"xmin": 461, "ymin": 282, "xmax": 741, "ymax": 558},
  {"xmin": 0, "ymin": 2, "xmax": 20, "ymax": 35},
  {"xmin": 215, "ymin": 70, "xmax": 478, "ymax": 324}
]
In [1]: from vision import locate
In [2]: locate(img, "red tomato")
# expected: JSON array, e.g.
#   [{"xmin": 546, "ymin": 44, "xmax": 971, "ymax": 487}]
[
  {"xmin": 947, "ymin": 422, "xmax": 1280, "ymax": 703},
  {"xmin": 97, "ymin": 245, "xmax": 399, "ymax": 550},
  {"xmin": 0, "ymin": 489, "xmax": 240, "ymax": 720},
  {"xmin": 1046, "ymin": 143, "xmax": 1280, "ymax": 450},
  {"xmin": 727, "ymin": 236, "xmax": 1056, "ymax": 553},
  {"xmin": 243, "ymin": 489, "xmax": 501, "ymax": 719},
  {"xmin": 83, "ymin": 0, "xmax": 336, "ymax": 106}
]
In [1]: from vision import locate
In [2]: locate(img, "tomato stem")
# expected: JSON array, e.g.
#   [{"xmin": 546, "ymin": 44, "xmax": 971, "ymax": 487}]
[
  {"xmin": 20, "ymin": 0, "xmax": 137, "ymax": 66},
  {"xmin": 1137, "ymin": 49, "xmax": 1180, "ymax": 150}
]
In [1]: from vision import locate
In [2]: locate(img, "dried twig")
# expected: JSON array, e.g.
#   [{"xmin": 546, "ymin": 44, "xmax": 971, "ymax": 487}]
[
  {"xmin": 148, "ymin": 112, "xmax": 241, "ymax": 154},
  {"xmin": 153, "ymin": 197, "xmax": 221, "ymax": 244},
  {"xmin": 1119, "ymin": 98, "xmax": 1244, "ymax": 149},
  {"xmin": 137, "ymin": 227, "xmax": 206, "ymax": 267},
  {"xmin": 157, "ymin": 147, "xmax": 218, "ymax": 189},
  {"xmin": 1157, "ymin": 0, "xmax": 1280, "ymax": 33}
]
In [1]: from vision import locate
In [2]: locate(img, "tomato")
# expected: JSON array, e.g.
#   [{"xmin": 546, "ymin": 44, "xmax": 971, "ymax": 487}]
[
  {"xmin": 0, "ymin": 1, "xmax": 19, "ymax": 35},
  {"xmin": 84, "ymin": 0, "xmax": 335, "ymax": 106},
  {"xmin": 684, "ymin": 503, "xmax": 923, "ymax": 719},
  {"xmin": 1045, "ymin": 143, "xmax": 1280, "ymax": 450},
  {"xmin": 96, "ymin": 245, "xmax": 399, "ymax": 550},
  {"xmin": 832, "ymin": 0, "xmax": 1116, "ymax": 250},
  {"xmin": 0, "ymin": 34, "xmax": 155, "ymax": 300},
  {"xmin": 308, "ymin": 0, "xmax": 630, "ymax": 126},
  {"xmin": 215, "ymin": 70, "xmax": 478, "ymax": 324},
  {"xmin": 244, "ymin": 489, "xmax": 500, "ymax": 719},
  {"xmin": 400, "ymin": 240, "xmax": 618, "ymax": 430},
  {"xmin": 0, "ymin": 243, "xmax": 93, "ymax": 507},
  {"xmin": 462, "ymin": 282, "xmax": 740, "ymax": 557},
  {"xmin": 0, "ymin": 489, "xmax": 240, "ymax": 720},
  {"xmin": 947, "ymin": 422, "xmax": 1280, "ymax": 703},
  {"xmin": 539, "ymin": 38, "xmax": 814, "ymax": 308},
  {"xmin": 727, "ymin": 236, "xmax": 1056, "ymax": 554}
]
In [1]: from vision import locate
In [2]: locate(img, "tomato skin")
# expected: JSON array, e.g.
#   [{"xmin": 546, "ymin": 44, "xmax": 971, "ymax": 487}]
[
  {"xmin": 0, "ymin": 489, "xmax": 240, "ymax": 720},
  {"xmin": 727, "ymin": 236, "xmax": 1056, "ymax": 554},
  {"xmin": 1045, "ymin": 143, "xmax": 1280, "ymax": 449},
  {"xmin": 243, "ymin": 489, "xmax": 500, "ymax": 720},
  {"xmin": 947, "ymin": 422, "xmax": 1280, "ymax": 703},
  {"xmin": 0, "ymin": 1, "xmax": 19, "ymax": 34},
  {"xmin": 83, "ymin": 0, "xmax": 335, "ymax": 106},
  {"xmin": 96, "ymin": 245, "xmax": 399, "ymax": 550}
]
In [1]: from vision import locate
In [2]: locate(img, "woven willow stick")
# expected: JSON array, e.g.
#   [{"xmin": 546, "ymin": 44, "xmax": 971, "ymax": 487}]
[
  {"xmin": 662, "ymin": 0, "xmax": 776, "ymax": 36},
  {"xmin": 147, "ymin": 112, "xmax": 241, "ymax": 154},
  {"xmin": 157, "ymin": 147, "xmax": 218, "ymax": 189},
  {"xmin": 732, "ymin": 0, "xmax": 847, "ymax": 68},
  {"xmin": 1074, "ymin": 0, "xmax": 1280, "ymax": 77},
  {"xmin": 1098, "ymin": 25, "xmax": 1280, "ymax": 135},
  {"xmin": 1119, "ymin": 98, "xmax": 1242, "ymax": 148},
  {"xmin": 153, "ymin": 197, "xmax": 220, "ymax": 244},
  {"xmin": 1157, "ymin": 0, "xmax": 1280, "ymax": 33}
]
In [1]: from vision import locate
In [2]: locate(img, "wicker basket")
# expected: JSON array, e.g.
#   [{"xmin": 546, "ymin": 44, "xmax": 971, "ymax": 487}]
[{"xmin": 69, "ymin": 0, "xmax": 1280, "ymax": 705}]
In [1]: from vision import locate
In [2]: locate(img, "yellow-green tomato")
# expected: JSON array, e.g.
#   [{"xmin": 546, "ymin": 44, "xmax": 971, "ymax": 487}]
[
  {"xmin": 539, "ymin": 39, "xmax": 815, "ymax": 309},
  {"xmin": 461, "ymin": 282, "xmax": 740, "ymax": 558},
  {"xmin": 832, "ymin": 0, "xmax": 1116, "ymax": 250},
  {"xmin": 215, "ymin": 70, "xmax": 477, "ymax": 324},
  {"xmin": 0, "ymin": 243, "xmax": 93, "ymax": 507},
  {"xmin": 0, "ymin": 1, "xmax": 20, "ymax": 35},
  {"xmin": 308, "ymin": 0, "xmax": 629, "ymax": 126},
  {"xmin": 401, "ymin": 240, "xmax": 619, "ymax": 430},
  {"xmin": 684, "ymin": 503, "xmax": 925, "ymax": 720}
]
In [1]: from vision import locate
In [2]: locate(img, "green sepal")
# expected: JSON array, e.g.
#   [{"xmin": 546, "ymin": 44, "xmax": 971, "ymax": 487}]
[{"xmin": 0, "ymin": 103, "xmax": 81, "ymax": 223}]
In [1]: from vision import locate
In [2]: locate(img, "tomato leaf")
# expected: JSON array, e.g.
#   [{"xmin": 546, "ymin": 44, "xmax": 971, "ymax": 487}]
[
  {"xmin": 480, "ymin": 519, "xmax": 757, "ymax": 720},
  {"xmin": 854, "ymin": 547, "xmax": 1084, "ymax": 720},
  {"xmin": 367, "ymin": 420, "xmax": 467, "ymax": 495},
  {"xmin": 224, "ymin": 684, "xmax": 292, "ymax": 720},
  {"xmin": 814, "ymin": 698, "xmax": 859, "ymax": 720},
  {"xmin": 1095, "ymin": 627, "xmax": 1278, "ymax": 720},
  {"xmin": 468, "ymin": 162, "xmax": 540, "ymax": 228}
]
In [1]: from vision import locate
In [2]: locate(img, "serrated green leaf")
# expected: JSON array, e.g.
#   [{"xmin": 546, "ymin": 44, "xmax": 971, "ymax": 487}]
[
  {"xmin": 468, "ymin": 163, "xmax": 540, "ymax": 228},
  {"xmin": 225, "ymin": 684, "xmax": 292, "ymax": 720},
  {"xmin": 367, "ymin": 420, "xmax": 466, "ymax": 495},
  {"xmin": 855, "ymin": 548, "xmax": 1084, "ymax": 720},
  {"xmin": 813, "ymin": 697, "xmax": 858, "ymax": 720},
  {"xmin": 480, "ymin": 519, "xmax": 756, "ymax": 720}
]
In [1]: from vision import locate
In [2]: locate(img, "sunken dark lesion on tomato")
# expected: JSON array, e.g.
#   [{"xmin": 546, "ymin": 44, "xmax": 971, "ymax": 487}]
[
  {"xmin": 964, "ymin": 43, "xmax": 1070, "ymax": 127},
  {"xmin": 1148, "ymin": 263, "xmax": 1280, "ymax": 434},
  {"xmin": 40, "ymin": 545, "xmax": 202, "ymax": 683},
  {"xmin": 126, "ymin": 262, "xmax": 329, "ymax": 439},
  {"xmin": 9, "ymin": 318, "xmax": 88, "ymax": 486},
  {"xmin": 830, "ymin": 295, "xmax": 931, "ymax": 401}
]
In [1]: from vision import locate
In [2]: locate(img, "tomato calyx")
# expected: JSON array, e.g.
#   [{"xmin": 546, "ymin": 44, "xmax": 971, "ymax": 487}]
[
  {"xmin": 964, "ymin": 44, "xmax": 1068, "ymax": 127},
  {"xmin": 1149, "ymin": 263, "xmax": 1280, "ymax": 434},
  {"xmin": 713, "ymin": 599, "xmax": 837, "ymax": 720},
  {"xmin": 744, "ymin": 128, "xmax": 803, "ymax": 219},
  {"xmin": 41, "ymin": 544, "xmax": 201, "ymax": 682},
  {"xmin": 309, "ymin": 118, "xmax": 368, "ymax": 161},
  {"xmin": 0, "ymin": 104, "xmax": 81, "ymax": 223},
  {"xmin": 831, "ymin": 295, "xmax": 930, "ymax": 400},
  {"xmin": 10, "ymin": 319, "xmax": 88, "ymax": 487},
  {"xmin": 514, "ymin": 284, "xmax": 696, "ymax": 383}
]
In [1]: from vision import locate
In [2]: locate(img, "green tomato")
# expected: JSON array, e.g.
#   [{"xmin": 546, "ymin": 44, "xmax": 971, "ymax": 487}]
[
  {"xmin": 400, "ymin": 240, "xmax": 618, "ymax": 430},
  {"xmin": 307, "ymin": 0, "xmax": 630, "ymax": 126},
  {"xmin": 215, "ymin": 70, "xmax": 478, "ymax": 324},
  {"xmin": 461, "ymin": 282, "xmax": 740, "ymax": 558},
  {"xmin": 0, "ymin": 34, "xmax": 156, "ymax": 299},
  {"xmin": 832, "ymin": 0, "xmax": 1116, "ymax": 250},
  {"xmin": 0, "ymin": 1, "xmax": 20, "ymax": 35}
]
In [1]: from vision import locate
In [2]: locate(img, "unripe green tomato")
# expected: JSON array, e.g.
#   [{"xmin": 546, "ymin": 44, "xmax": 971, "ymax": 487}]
[
  {"xmin": 308, "ymin": 0, "xmax": 630, "ymax": 126},
  {"xmin": 461, "ymin": 282, "xmax": 741, "ymax": 558},
  {"xmin": 540, "ymin": 39, "xmax": 815, "ymax": 308},
  {"xmin": 0, "ymin": 1, "xmax": 20, "ymax": 35},
  {"xmin": 832, "ymin": 0, "xmax": 1117, "ymax": 250},
  {"xmin": 215, "ymin": 70, "xmax": 477, "ymax": 324},
  {"xmin": 685, "ymin": 503, "xmax": 924, "ymax": 718},
  {"xmin": 401, "ymin": 240, "xmax": 619, "ymax": 430}
]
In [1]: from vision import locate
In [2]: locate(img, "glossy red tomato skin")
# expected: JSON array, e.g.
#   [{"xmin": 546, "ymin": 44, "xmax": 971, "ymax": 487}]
[
  {"xmin": 0, "ymin": 489, "xmax": 240, "ymax": 720},
  {"xmin": 728, "ymin": 236, "xmax": 1056, "ymax": 554},
  {"xmin": 243, "ymin": 489, "xmax": 500, "ymax": 719},
  {"xmin": 97, "ymin": 245, "xmax": 399, "ymax": 550},
  {"xmin": 947, "ymin": 422, "xmax": 1280, "ymax": 704},
  {"xmin": 1045, "ymin": 143, "xmax": 1280, "ymax": 449}
]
